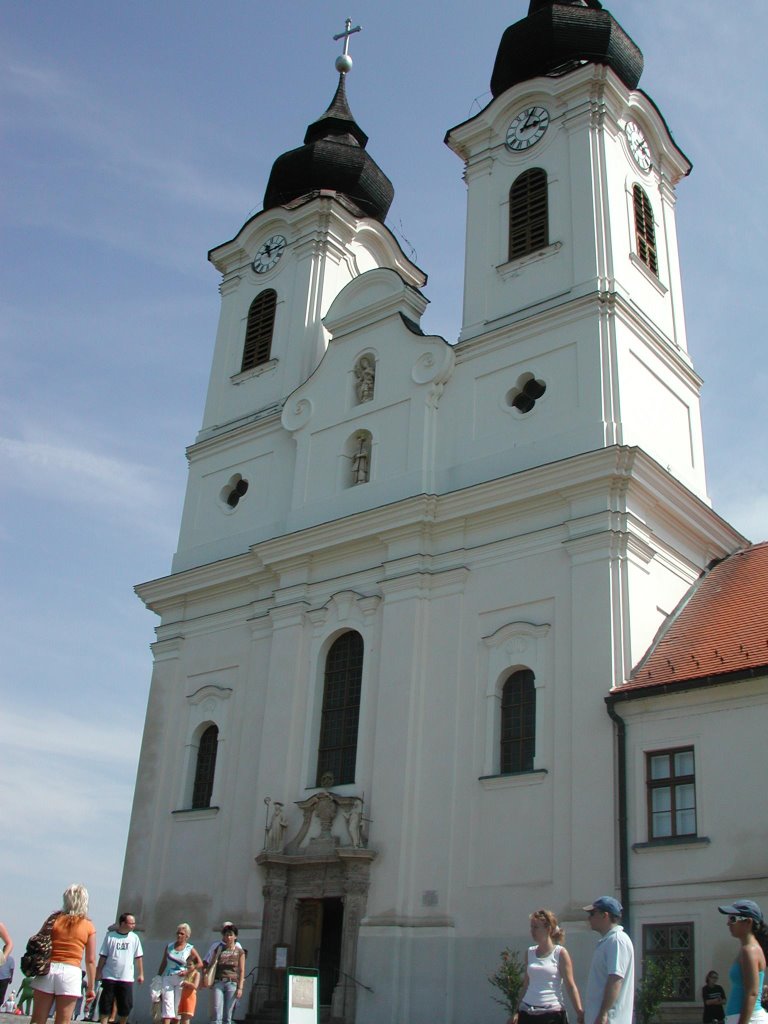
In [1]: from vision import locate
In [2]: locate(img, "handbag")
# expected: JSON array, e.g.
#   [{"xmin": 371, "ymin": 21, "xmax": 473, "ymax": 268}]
[
  {"xmin": 20, "ymin": 912, "xmax": 60, "ymax": 978},
  {"xmin": 203, "ymin": 947, "xmax": 220, "ymax": 989}
]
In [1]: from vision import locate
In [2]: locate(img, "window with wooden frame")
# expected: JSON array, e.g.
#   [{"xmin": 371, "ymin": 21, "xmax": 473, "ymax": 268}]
[
  {"xmin": 316, "ymin": 631, "xmax": 364, "ymax": 787},
  {"xmin": 509, "ymin": 168, "xmax": 548, "ymax": 261},
  {"xmin": 646, "ymin": 747, "xmax": 696, "ymax": 839},
  {"xmin": 633, "ymin": 184, "xmax": 659, "ymax": 276},
  {"xmin": 241, "ymin": 289, "xmax": 277, "ymax": 372},
  {"xmin": 642, "ymin": 922, "xmax": 694, "ymax": 1001},
  {"xmin": 500, "ymin": 668, "xmax": 536, "ymax": 773},
  {"xmin": 191, "ymin": 724, "xmax": 218, "ymax": 809}
]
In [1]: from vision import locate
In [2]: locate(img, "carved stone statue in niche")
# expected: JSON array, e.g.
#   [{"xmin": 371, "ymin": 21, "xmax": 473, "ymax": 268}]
[
  {"xmin": 265, "ymin": 801, "xmax": 288, "ymax": 852},
  {"xmin": 354, "ymin": 356, "xmax": 375, "ymax": 403},
  {"xmin": 351, "ymin": 432, "xmax": 371, "ymax": 485}
]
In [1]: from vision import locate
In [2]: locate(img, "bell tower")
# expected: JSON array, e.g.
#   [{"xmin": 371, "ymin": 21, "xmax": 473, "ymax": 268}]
[
  {"xmin": 172, "ymin": 28, "xmax": 424, "ymax": 573},
  {"xmin": 445, "ymin": 0, "xmax": 707, "ymax": 499}
]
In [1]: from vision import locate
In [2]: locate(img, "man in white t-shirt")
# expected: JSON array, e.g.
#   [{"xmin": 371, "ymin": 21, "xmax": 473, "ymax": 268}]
[
  {"xmin": 95, "ymin": 914, "xmax": 144, "ymax": 1024},
  {"xmin": 583, "ymin": 897, "xmax": 635, "ymax": 1024}
]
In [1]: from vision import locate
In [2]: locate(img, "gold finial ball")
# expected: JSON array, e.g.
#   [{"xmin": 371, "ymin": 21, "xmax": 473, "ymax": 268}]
[{"xmin": 335, "ymin": 53, "xmax": 353, "ymax": 73}]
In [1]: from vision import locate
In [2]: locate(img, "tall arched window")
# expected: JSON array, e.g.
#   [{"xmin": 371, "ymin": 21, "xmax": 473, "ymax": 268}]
[
  {"xmin": 316, "ymin": 631, "xmax": 364, "ymax": 787},
  {"xmin": 192, "ymin": 724, "xmax": 218, "ymax": 808},
  {"xmin": 509, "ymin": 168, "xmax": 548, "ymax": 261},
  {"xmin": 500, "ymin": 669, "xmax": 536, "ymax": 773},
  {"xmin": 633, "ymin": 184, "xmax": 659, "ymax": 276},
  {"xmin": 241, "ymin": 289, "xmax": 277, "ymax": 372}
]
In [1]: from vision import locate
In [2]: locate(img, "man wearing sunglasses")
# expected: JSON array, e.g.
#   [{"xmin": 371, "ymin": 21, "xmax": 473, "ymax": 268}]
[{"xmin": 582, "ymin": 897, "xmax": 635, "ymax": 1024}]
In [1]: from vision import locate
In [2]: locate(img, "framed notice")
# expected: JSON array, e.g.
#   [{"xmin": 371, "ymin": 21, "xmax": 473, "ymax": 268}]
[
  {"xmin": 274, "ymin": 945, "xmax": 289, "ymax": 970},
  {"xmin": 285, "ymin": 967, "xmax": 319, "ymax": 1024}
]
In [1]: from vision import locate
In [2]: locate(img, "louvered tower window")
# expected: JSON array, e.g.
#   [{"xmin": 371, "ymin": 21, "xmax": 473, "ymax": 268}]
[
  {"xmin": 500, "ymin": 669, "xmax": 536, "ymax": 773},
  {"xmin": 509, "ymin": 168, "xmax": 548, "ymax": 261},
  {"xmin": 192, "ymin": 724, "xmax": 218, "ymax": 808},
  {"xmin": 316, "ymin": 631, "xmax": 364, "ymax": 787},
  {"xmin": 241, "ymin": 289, "xmax": 277, "ymax": 372},
  {"xmin": 633, "ymin": 185, "xmax": 659, "ymax": 276}
]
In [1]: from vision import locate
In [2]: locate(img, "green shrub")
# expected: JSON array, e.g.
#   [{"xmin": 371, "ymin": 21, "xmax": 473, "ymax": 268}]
[
  {"xmin": 635, "ymin": 956, "xmax": 684, "ymax": 1024},
  {"xmin": 489, "ymin": 947, "xmax": 526, "ymax": 1016}
]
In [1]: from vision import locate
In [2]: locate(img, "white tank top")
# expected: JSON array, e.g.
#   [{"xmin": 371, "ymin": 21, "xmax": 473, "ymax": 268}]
[{"xmin": 523, "ymin": 944, "xmax": 564, "ymax": 1010}]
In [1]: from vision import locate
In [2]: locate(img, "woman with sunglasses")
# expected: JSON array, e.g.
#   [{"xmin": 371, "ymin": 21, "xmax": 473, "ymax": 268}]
[
  {"xmin": 718, "ymin": 900, "xmax": 768, "ymax": 1024},
  {"xmin": 509, "ymin": 909, "xmax": 584, "ymax": 1024}
]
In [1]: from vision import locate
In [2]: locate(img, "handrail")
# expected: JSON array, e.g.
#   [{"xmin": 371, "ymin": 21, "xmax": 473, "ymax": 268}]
[{"xmin": 335, "ymin": 969, "xmax": 374, "ymax": 994}]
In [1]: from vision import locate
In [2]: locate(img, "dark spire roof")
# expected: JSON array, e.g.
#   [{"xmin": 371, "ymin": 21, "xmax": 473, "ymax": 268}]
[
  {"xmin": 491, "ymin": 0, "xmax": 644, "ymax": 98},
  {"xmin": 263, "ymin": 73, "xmax": 394, "ymax": 223}
]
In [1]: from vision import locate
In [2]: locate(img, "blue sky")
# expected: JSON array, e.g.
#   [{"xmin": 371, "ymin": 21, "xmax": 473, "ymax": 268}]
[{"xmin": 2, "ymin": 0, "xmax": 766, "ymax": 959}]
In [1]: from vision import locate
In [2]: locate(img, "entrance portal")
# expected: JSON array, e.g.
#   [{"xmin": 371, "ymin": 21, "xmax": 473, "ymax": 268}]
[
  {"xmin": 255, "ymin": 847, "xmax": 376, "ymax": 1024},
  {"xmin": 295, "ymin": 897, "xmax": 344, "ymax": 1006}
]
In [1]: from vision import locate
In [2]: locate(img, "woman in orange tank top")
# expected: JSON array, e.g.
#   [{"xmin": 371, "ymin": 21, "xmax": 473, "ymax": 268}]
[{"xmin": 31, "ymin": 884, "xmax": 96, "ymax": 1024}]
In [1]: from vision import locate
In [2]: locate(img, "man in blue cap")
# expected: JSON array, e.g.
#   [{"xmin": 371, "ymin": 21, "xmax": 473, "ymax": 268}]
[{"xmin": 583, "ymin": 896, "xmax": 635, "ymax": 1024}]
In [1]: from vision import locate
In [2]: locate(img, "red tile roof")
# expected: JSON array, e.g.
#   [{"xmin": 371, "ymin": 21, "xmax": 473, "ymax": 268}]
[{"xmin": 614, "ymin": 542, "xmax": 768, "ymax": 695}]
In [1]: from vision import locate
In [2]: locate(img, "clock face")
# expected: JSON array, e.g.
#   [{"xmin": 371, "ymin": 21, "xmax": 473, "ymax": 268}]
[
  {"xmin": 506, "ymin": 106, "xmax": 550, "ymax": 152},
  {"xmin": 252, "ymin": 234, "xmax": 287, "ymax": 274},
  {"xmin": 625, "ymin": 121, "xmax": 652, "ymax": 171}
]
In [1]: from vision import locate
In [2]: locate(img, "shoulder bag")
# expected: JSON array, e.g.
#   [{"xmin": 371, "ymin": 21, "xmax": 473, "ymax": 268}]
[{"xmin": 21, "ymin": 912, "xmax": 60, "ymax": 978}]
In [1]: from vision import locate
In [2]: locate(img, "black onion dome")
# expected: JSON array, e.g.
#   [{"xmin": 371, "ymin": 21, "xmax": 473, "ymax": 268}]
[
  {"xmin": 263, "ymin": 74, "xmax": 394, "ymax": 223},
  {"xmin": 491, "ymin": 0, "xmax": 643, "ymax": 98}
]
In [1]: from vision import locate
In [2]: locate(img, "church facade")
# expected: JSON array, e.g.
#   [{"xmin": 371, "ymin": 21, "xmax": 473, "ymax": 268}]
[{"xmin": 119, "ymin": 4, "xmax": 765, "ymax": 1023}]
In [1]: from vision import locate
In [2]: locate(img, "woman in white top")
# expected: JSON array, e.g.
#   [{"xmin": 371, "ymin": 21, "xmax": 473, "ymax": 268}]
[{"xmin": 510, "ymin": 909, "xmax": 584, "ymax": 1024}]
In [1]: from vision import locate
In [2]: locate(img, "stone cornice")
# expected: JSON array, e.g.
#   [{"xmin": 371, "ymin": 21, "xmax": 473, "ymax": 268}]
[
  {"xmin": 446, "ymin": 64, "xmax": 690, "ymax": 183},
  {"xmin": 455, "ymin": 290, "xmax": 700, "ymax": 391},
  {"xmin": 136, "ymin": 448, "xmax": 745, "ymax": 611},
  {"xmin": 190, "ymin": 403, "xmax": 283, "ymax": 456}
]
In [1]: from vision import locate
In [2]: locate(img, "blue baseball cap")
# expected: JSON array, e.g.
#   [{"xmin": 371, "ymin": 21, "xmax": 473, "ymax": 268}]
[
  {"xmin": 718, "ymin": 900, "xmax": 763, "ymax": 924},
  {"xmin": 583, "ymin": 896, "xmax": 623, "ymax": 917}
]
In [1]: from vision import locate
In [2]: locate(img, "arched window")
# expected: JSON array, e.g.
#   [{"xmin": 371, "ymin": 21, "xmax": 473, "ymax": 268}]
[
  {"xmin": 509, "ymin": 169, "xmax": 548, "ymax": 261},
  {"xmin": 241, "ymin": 289, "xmax": 277, "ymax": 372},
  {"xmin": 500, "ymin": 669, "xmax": 536, "ymax": 773},
  {"xmin": 316, "ymin": 632, "xmax": 364, "ymax": 787},
  {"xmin": 191, "ymin": 724, "xmax": 218, "ymax": 808},
  {"xmin": 633, "ymin": 185, "xmax": 658, "ymax": 276}
]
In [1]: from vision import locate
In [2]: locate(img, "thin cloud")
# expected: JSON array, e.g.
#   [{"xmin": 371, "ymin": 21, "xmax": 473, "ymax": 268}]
[
  {"xmin": 3, "ymin": 57, "xmax": 254, "ymax": 217},
  {"xmin": 716, "ymin": 492, "xmax": 768, "ymax": 546},
  {"xmin": 0, "ymin": 432, "xmax": 179, "ymax": 541}
]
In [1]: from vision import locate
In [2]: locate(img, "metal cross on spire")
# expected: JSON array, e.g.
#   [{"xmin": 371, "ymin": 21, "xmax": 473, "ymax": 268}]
[{"xmin": 333, "ymin": 18, "xmax": 362, "ymax": 74}]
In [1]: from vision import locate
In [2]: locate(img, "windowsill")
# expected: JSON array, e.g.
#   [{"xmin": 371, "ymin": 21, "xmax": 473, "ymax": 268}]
[
  {"xmin": 497, "ymin": 242, "xmax": 562, "ymax": 278},
  {"xmin": 231, "ymin": 359, "xmax": 278, "ymax": 384},
  {"xmin": 172, "ymin": 806, "xmax": 220, "ymax": 820},
  {"xmin": 629, "ymin": 252, "xmax": 668, "ymax": 295},
  {"xmin": 632, "ymin": 835, "xmax": 710, "ymax": 851},
  {"xmin": 479, "ymin": 769, "xmax": 548, "ymax": 790}
]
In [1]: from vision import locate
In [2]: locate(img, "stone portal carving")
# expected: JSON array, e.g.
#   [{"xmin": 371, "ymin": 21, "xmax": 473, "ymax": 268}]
[
  {"xmin": 254, "ymin": 848, "xmax": 377, "ymax": 1024},
  {"xmin": 288, "ymin": 790, "xmax": 368, "ymax": 853}
]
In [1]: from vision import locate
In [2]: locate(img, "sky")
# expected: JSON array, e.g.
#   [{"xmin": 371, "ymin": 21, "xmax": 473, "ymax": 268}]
[{"xmin": 2, "ymin": 0, "xmax": 766, "ymax": 965}]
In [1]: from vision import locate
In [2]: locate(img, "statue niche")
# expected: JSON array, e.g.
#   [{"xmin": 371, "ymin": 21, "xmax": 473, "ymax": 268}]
[{"xmin": 353, "ymin": 355, "xmax": 375, "ymax": 403}]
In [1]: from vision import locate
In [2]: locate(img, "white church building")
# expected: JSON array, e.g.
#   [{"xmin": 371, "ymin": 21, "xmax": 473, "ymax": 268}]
[{"xmin": 119, "ymin": 3, "xmax": 768, "ymax": 1022}]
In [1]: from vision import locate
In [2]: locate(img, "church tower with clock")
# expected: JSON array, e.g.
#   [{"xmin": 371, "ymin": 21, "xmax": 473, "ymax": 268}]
[{"xmin": 120, "ymin": 6, "xmax": 746, "ymax": 1024}]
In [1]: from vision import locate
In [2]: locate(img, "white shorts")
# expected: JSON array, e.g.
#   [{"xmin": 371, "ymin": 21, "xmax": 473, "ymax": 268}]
[
  {"xmin": 160, "ymin": 975, "xmax": 183, "ymax": 1019},
  {"xmin": 726, "ymin": 1011, "xmax": 768, "ymax": 1024},
  {"xmin": 32, "ymin": 962, "xmax": 82, "ymax": 997}
]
